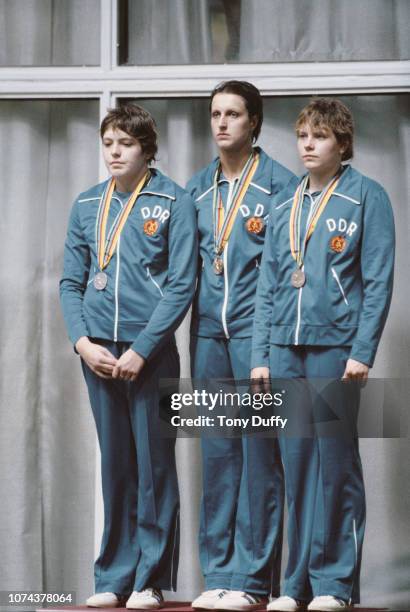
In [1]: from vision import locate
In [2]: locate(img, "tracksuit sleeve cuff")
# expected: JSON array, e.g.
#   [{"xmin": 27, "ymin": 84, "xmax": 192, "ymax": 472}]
[
  {"xmin": 70, "ymin": 326, "xmax": 89, "ymax": 351},
  {"xmin": 131, "ymin": 331, "xmax": 158, "ymax": 361},
  {"xmin": 349, "ymin": 340, "xmax": 375, "ymax": 368},
  {"xmin": 250, "ymin": 352, "xmax": 270, "ymax": 370}
]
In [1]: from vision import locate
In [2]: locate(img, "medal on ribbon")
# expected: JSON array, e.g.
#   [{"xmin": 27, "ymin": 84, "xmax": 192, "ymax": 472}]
[
  {"xmin": 212, "ymin": 151, "xmax": 260, "ymax": 274},
  {"xmin": 289, "ymin": 170, "xmax": 342, "ymax": 288},
  {"xmin": 94, "ymin": 171, "xmax": 149, "ymax": 290},
  {"xmin": 213, "ymin": 256, "xmax": 224, "ymax": 275}
]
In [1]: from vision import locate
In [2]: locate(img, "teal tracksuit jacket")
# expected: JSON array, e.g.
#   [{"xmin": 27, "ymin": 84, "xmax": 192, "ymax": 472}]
[
  {"xmin": 60, "ymin": 168, "xmax": 197, "ymax": 359},
  {"xmin": 252, "ymin": 164, "xmax": 395, "ymax": 368},
  {"xmin": 188, "ymin": 147, "xmax": 297, "ymax": 339}
]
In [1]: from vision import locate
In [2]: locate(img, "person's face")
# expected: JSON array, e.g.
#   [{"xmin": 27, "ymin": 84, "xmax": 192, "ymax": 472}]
[
  {"xmin": 297, "ymin": 122, "xmax": 344, "ymax": 173},
  {"xmin": 102, "ymin": 127, "xmax": 148, "ymax": 185},
  {"xmin": 211, "ymin": 92, "xmax": 257, "ymax": 152}
]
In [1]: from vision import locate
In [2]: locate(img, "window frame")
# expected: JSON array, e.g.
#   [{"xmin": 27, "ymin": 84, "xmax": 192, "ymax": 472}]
[{"xmin": 0, "ymin": 0, "xmax": 409, "ymax": 176}]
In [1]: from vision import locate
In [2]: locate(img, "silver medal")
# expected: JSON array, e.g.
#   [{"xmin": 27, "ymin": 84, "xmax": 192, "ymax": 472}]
[
  {"xmin": 213, "ymin": 257, "xmax": 224, "ymax": 275},
  {"xmin": 94, "ymin": 271, "xmax": 108, "ymax": 290},
  {"xmin": 291, "ymin": 269, "xmax": 306, "ymax": 288}
]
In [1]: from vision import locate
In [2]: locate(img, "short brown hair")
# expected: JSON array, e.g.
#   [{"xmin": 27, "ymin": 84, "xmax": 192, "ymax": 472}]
[
  {"xmin": 210, "ymin": 80, "xmax": 263, "ymax": 142},
  {"xmin": 100, "ymin": 103, "xmax": 158, "ymax": 164},
  {"xmin": 295, "ymin": 97, "xmax": 354, "ymax": 161}
]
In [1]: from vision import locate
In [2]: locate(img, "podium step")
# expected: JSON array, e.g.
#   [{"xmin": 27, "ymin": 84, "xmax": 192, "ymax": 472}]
[
  {"xmin": 35, "ymin": 605, "xmax": 391, "ymax": 612},
  {"xmin": 35, "ymin": 603, "xmax": 266, "ymax": 612}
]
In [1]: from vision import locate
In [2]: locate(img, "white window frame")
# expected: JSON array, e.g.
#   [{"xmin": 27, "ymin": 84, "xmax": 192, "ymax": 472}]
[
  {"xmin": 0, "ymin": 0, "xmax": 409, "ymax": 100},
  {"xmin": 1, "ymin": 0, "xmax": 408, "ymax": 232}
]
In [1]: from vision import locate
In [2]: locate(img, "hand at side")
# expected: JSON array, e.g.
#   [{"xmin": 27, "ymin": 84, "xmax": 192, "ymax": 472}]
[{"xmin": 342, "ymin": 358, "xmax": 369, "ymax": 381}]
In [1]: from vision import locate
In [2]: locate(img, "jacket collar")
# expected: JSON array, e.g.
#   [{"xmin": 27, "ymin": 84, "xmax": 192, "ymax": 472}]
[
  {"xmin": 331, "ymin": 165, "xmax": 362, "ymax": 205},
  {"xmin": 139, "ymin": 168, "xmax": 176, "ymax": 200},
  {"xmin": 209, "ymin": 147, "xmax": 273, "ymax": 194},
  {"xmin": 89, "ymin": 169, "xmax": 177, "ymax": 201},
  {"xmin": 298, "ymin": 164, "xmax": 363, "ymax": 206}
]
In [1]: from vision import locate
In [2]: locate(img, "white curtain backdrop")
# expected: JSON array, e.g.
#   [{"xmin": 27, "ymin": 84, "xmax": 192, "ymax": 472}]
[
  {"xmin": 0, "ymin": 100, "xmax": 99, "ymax": 601},
  {"xmin": 0, "ymin": 0, "xmax": 100, "ymax": 66},
  {"xmin": 239, "ymin": 0, "xmax": 410, "ymax": 62},
  {"xmin": 126, "ymin": 0, "xmax": 212, "ymax": 64},
  {"xmin": 124, "ymin": 0, "xmax": 409, "ymax": 64}
]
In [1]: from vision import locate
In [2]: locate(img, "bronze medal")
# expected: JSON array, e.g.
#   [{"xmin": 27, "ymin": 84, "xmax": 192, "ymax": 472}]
[
  {"xmin": 246, "ymin": 216, "xmax": 264, "ymax": 234},
  {"xmin": 213, "ymin": 257, "xmax": 224, "ymax": 275},
  {"xmin": 144, "ymin": 219, "xmax": 159, "ymax": 236},
  {"xmin": 94, "ymin": 271, "xmax": 108, "ymax": 290},
  {"xmin": 330, "ymin": 235, "xmax": 346, "ymax": 253},
  {"xmin": 291, "ymin": 268, "xmax": 306, "ymax": 288}
]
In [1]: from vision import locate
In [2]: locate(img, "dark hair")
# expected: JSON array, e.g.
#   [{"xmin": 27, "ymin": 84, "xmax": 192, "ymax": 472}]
[
  {"xmin": 209, "ymin": 80, "xmax": 263, "ymax": 142},
  {"xmin": 100, "ymin": 103, "xmax": 158, "ymax": 164},
  {"xmin": 295, "ymin": 97, "xmax": 354, "ymax": 161}
]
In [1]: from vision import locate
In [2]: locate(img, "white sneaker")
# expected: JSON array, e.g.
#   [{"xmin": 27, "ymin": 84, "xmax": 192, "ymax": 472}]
[
  {"xmin": 86, "ymin": 592, "xmax": 120, "ymax": 608},
  {"xmin": 126, "ymin": 588, "xmax": 164, "ymax": 610},
  {"xmin": 268, "ymin": 595, "xmax": 306, "ymax": 611},
  {"xmin": 307, "ymin": 596, "xmax": 352, "ymax": 611},
  {"xmin": 192, "ymin": 589, "xmax": 230, "ymax": 609},
  {"xmin": 217, "ymin": 590, "xmax": 268, "ymax": 610}
]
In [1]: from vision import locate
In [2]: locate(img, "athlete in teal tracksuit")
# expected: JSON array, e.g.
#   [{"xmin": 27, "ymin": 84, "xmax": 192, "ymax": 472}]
[
  {"xmin": 251, "ymin": 98, "xmax": 395, "ymax": 612},
  {"xmin": 187, "ymin": 81, "xmax": 297, "ymax": 611},
  {"xmin": 60, "ymin": 105, "xmax": 197, "ymax": 609}
]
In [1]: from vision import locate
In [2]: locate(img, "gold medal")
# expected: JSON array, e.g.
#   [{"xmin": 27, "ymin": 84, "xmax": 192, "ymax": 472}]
[
  {"xmin": 213, "ymin": 257, "xmax": 224, "ymax": 275},
  {"xmin": 291, "ymin": 269, "xmax": 306, "ymax": 288},
  {"xmin": 246, "ymin": 216, "xmax": 264, "ymax": 234},
  {"xmin": 330, "ymin": 235, "xmax": 346, "ymax": 253},
  {"xmin": 144, "ymin": 219, "xmax": 159, "ymax": 236}
]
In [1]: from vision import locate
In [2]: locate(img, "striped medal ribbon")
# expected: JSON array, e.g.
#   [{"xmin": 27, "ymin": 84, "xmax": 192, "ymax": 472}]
[
  {"xmin": 212, "ymin": 151, "xmax": 259, "ymax": 274},
  {"xmin": 289, "ymin": 170, "xmax": 341, "ymax": 288},
  {"xmin": 93, "ymin": 171, "xmax": 149, "ymax": 290}
]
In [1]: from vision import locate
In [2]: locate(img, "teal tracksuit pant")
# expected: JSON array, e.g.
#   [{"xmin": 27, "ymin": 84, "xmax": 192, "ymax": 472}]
[
  {"xmin": 82, "ymin": 340, "xmax": 180, "ymax": 596},
  {"xmin": 190, "ymin": 335, "xmax": 284, "ymax": 596},
  {"xmin": 270, "ymin": 344, "xmax": 365, "ymax": 604}
]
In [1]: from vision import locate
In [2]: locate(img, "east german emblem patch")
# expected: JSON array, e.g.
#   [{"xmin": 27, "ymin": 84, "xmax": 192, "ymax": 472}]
[
  {"xmin": 330, "ymin": 235, "xmax": 346, "ymax": 253},
  {"xmin": 246, "ymin": 216, "xmax": 264, "ymax": 234},
  {"xmin": 144, "ymin": 219, "xmax": 159, "ymax": 236}
]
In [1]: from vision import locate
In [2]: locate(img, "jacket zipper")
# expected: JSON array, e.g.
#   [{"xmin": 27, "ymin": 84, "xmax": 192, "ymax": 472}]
[
  {"xmin": 220, "ymin": 179, "xmax": 236, "ymax": 340},
  {"xmin": 221, "ymin": 244, "xmax": 230, "ymax": 339},
  {"xmin": 112, "ymin": 196, "xmax": 124, "ymax": 342},
  {"xmin": 294, "ymin": 284, "xmax": 303, "ymax": 345},
  {"xmin": 114, "ymin": 236, "xmax": 121, "ymax": 341},
  {"xmin": 294, "ymin": 194, "xmax": 314, "ymax": 346},
  {"xmin": 331, "ymin": 266, "xmax": 349, "ymax": 305},
  {"xmin": 147, "ymin": 266, "xmax": 164, "ymax": 297}
]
